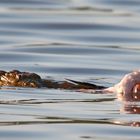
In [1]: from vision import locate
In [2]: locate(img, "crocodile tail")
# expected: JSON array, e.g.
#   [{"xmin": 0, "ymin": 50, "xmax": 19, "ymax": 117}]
[{"xmin": 65, "ymin": 79, "xmax": 107, "ymax": 89}]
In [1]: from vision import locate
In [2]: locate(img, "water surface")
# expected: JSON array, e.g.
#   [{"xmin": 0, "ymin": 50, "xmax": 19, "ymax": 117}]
[{"xmin": 0, "ymin": 0, "xmax": 140, "ymax": 140}]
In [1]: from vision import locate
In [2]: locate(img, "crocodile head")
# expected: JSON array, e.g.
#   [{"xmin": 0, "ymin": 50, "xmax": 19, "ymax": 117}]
[{"xmin": 0, "ymin": 70, "xmax": 43, "ymax": 88}]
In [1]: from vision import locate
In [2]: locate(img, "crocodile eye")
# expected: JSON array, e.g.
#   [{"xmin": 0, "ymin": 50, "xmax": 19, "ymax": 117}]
[
  {"xmin": 16, "ymin": 74, "xmax": 20, "ymax": 81},
  {"xmin": 5, "ymin": 73, "xmax": 8, "ymax": 76}
]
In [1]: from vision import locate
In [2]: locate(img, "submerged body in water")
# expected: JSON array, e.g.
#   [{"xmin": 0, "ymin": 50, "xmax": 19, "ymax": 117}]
[
  {"xmin": 0, "ymin": 70, "xmax": 140, "ymax": 101},
  {"xmin": 0, "ymin": 70, "xmax": 105, "ymax": 89}
]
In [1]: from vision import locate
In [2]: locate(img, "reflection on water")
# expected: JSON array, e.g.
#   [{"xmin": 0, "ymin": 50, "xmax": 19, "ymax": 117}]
[{"xmin": 0, "ymin": 0, "xmax": 140, "ymax": 139}]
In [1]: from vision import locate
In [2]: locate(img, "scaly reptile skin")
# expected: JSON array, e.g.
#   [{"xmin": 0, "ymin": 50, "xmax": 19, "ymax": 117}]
[
  {"xmin": 0, "ymin": 70, "xmax": 105, "ymax": 89},
  {"xmin": 0, "ymin": 70, "xmax": 43, "ymax": 88}
]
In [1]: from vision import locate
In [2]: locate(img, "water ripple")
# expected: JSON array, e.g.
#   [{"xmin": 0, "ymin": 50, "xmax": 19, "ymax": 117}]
[{"xmin": 0, "ymin": 0, "xmax": 140, "ymax": 139}]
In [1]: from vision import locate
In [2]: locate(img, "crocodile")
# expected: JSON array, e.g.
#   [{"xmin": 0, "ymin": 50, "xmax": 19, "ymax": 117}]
[
  {"xmin": 0, "ymin": 70, "xmax": 105, "ymax": 89},
  {"xmin": 1, "ymin": 70, "xmax": 140, "ymax": 101}
]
